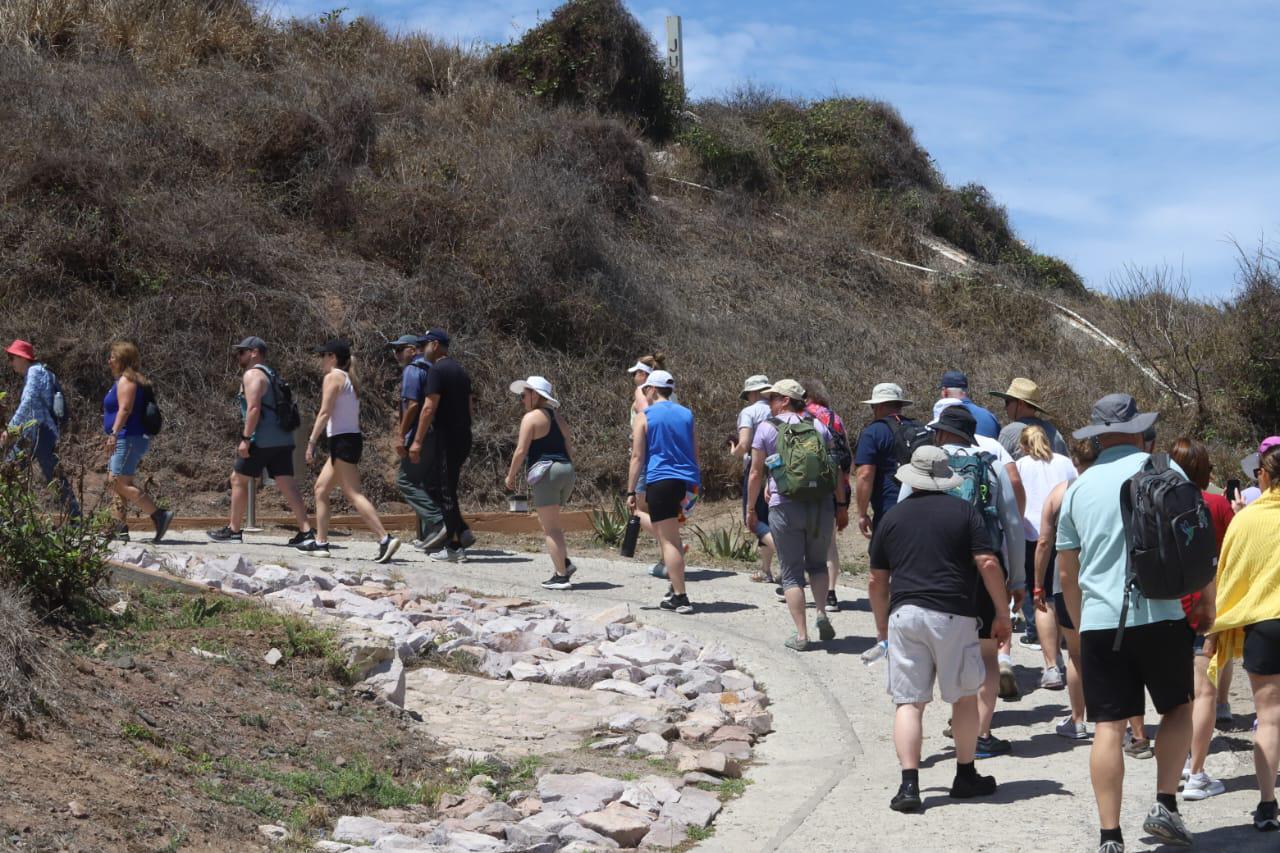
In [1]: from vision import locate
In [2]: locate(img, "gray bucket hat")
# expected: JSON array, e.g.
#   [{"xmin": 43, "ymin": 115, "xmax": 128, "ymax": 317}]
[
  {"xmin": 1071, "ymin": 393, "xmax": 1159, "ymax": 440},
  {"xmin": 896, "ymin": 445, "xmax": 963, "ymax": 492}
]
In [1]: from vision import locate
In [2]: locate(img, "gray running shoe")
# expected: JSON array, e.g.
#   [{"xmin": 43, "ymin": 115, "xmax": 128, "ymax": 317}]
[
  {"xmin": 1142, "ymin": 802, "xmax": 1192, "ymax": 847},
  {"xmin": 1097, "ymin": 842, "xmax": 1124, "ymax": 853}
]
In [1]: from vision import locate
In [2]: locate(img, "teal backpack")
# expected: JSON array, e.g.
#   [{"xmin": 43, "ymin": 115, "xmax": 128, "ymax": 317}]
[
  {"xmin": 946, "ymin": 449, "xmax": 1004, "ymax": 551},
  {"xmin": 766, "ymin": 416, "xmax": 838, "ymax": 503}
]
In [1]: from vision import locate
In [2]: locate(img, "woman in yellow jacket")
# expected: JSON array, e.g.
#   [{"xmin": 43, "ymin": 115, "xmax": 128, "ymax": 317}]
[{"xmin": 1210, "ymin": 436, "xmax": 1280, "ymax": 833}]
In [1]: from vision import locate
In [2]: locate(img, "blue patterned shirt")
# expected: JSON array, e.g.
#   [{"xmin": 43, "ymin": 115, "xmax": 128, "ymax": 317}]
[{"xmin": 9, "ymin": 363, "xmax": 58, "ymax": 440}]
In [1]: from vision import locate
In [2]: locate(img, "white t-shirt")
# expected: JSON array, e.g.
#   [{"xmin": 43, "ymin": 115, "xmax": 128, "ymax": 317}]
[
  {"xmin": 1015, "ymin": 453, "xmax": 1077, "ymax": 538},
  {"xmin": 736, "ymin": 400, "xmax": 771, "ymax": 460}
]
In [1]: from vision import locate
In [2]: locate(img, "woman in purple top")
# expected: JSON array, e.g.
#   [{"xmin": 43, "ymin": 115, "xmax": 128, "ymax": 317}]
[{"xmin": 102, "ymin": 341, "xmax": 173, "ymax": 542}]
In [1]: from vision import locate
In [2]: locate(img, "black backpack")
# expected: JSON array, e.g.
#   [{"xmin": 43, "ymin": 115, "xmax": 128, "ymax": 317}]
[
  {"xmin": 254, "ymin": 365, "xmax": 302, "ymax": 433},
  {"xmin": 879, "ymin": 415, "xmax": 932, "ymax": 466},
  {"xmin": 1115, "ymin": 452, "xmax": 1216, "ymax": 649},
  {"xmin": 140, "ymin": 384, "xmax": 163, "ymax": 436}
]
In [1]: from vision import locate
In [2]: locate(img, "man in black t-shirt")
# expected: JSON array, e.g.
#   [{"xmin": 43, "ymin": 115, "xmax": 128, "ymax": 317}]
[
  {"xmin": 408, "ymin": 329, "xmax": 475, "ymax": 559},
  {"xmin": 867, "ymin": 445, "xmax": 1010, "ymax": 813}
]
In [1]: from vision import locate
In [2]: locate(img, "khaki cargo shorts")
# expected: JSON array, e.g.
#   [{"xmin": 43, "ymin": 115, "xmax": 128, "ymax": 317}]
[{"xmin": 886, "ymin": 604, "xmax": 985, "ymax": 705}]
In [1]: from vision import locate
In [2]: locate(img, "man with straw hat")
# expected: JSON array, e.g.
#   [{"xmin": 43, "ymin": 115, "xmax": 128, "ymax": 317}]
[
  {"xmin": 991, "ymin": 377, "xmax": 1069, "ymax": 459},
  {"xmin": 868, "ymin": 444, "xmax": 1010, "ymax": 813}
]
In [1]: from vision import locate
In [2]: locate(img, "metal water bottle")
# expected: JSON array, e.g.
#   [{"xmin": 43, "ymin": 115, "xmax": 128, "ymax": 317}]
[{"xmin": 619, "ymin": 515, "xmax": 642, "ymax": 558}]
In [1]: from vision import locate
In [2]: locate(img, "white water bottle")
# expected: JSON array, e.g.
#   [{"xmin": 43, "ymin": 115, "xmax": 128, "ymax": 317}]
[{"xmin": 861, "ymin": 639, "xmax": 888, "ymax": 666}]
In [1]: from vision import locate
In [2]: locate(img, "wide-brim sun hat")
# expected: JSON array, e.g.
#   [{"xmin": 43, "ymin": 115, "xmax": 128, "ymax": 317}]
[
  {"xmin": 927, "ymin": 404, "xmax": 977, "ymax": 446},
  {"xmin": 1071, "ymin": 393, "xmax": 1158, "ymax": 440},
  {"xmin": 896, "ymin": 445, "xmax": 963, "ymax": 492},
  {"xmin": 862, "ymin": 382, "xmax": 913, "ymax": 406},
  {"xmin": 990, "ymin": 377, "xmax": 1049, "ymax": 412},
  {"xmin": 740, "ymin": 374, "xmax": 771, "ymax": 400},
  {"xmin": 5, "ymin": 339, "xmax": 35, "ymax": 361},
  {"xmin": 641, "ymin": 369, "xmax": 675, "ymax": 390},
  {"xmin": 764, "ymin": 378, "xmax": 806, "ymax": 401},
  {"xmin": 509, "ymin": 376, "xmax": 560, "ymax": 408}
]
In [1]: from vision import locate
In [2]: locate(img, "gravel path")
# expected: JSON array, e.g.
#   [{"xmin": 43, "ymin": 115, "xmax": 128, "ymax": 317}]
[{"xmin": 154, "ymin": 537, "xmax": 1272, "ymax": 852}]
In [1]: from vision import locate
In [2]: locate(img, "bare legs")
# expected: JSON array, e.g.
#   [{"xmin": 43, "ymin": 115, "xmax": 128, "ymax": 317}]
[
  {"xmin": 1189, "ymin": 651, "xmax": 1216, "ymax": 774},
  {"xmin": 653, "ymin": 517, "xmax": 686, "ymax": 595},
  {"xmin": 229, "ymin": 470, "xmax": 312, "ymax": 534},
  {"xmin": 895, "ymin": 695, "xmax": 979, "ymax": 771},
  {"xmin": 1154, "ymin": 702, "xmax": 1193, "ymax": 797},
  {"xmin": 826, "ymin": 535, "xmax": 840, "ymax": 600},
  {"xmin": 1062, "ymin": 626, "xmax": 1086, "ymax": 725},
  {"xmin": 784, "ymin": 572, "xmax": 830, "ymax": 643},
  {"xmin": 1092, "ymin": 720, "xmax": 1127, "ymax": 829},
  {"xmin": 536, "ymin": 504, "xmax": 569, "ymax": 575},
  {"xmin": 758, "ymin": 533, "xmax": 775, "ymax": 580},
  {"xmin": 1035, "ymin": 603, "xmax": 1060, "ymax": 671},
  {"xmin": 978, "ymin": 638, "xmax": 999, "ymax": 737},
  {"xmin": 1250, "ymin": 673, "xmax": 1280, "ymax": 804},
  {"xmin": 109, "ymin": 474, "xmax": 158, "ymax": 521},
  {"xmin": 314, "ymin": 458, "xmax": 387, "ymax": 544}
]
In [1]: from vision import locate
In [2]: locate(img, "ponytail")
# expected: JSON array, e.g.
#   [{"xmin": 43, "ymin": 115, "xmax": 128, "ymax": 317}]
[{"xmin": 1020, "ymin": 425, "xmax": 1053, "ymax": 462}]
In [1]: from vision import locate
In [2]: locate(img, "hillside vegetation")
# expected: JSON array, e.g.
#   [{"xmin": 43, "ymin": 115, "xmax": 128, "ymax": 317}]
[{"xmin": 0, "ymin": 0, "xmax": 1275, "ymax": 511}]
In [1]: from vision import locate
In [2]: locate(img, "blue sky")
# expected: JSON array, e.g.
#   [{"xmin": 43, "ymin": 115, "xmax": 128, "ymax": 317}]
[{"xmin": 271, "ymin": 1, "xmax": 1279, "ymax": 298}]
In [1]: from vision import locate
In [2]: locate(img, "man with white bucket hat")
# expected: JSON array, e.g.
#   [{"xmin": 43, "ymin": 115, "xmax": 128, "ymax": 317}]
[{"xmin": 868, "ymin": 444, "xmax": 1010, "ymax": 813}]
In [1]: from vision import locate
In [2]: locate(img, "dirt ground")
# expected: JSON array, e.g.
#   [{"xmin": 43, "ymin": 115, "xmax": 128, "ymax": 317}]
[{"xmin": 0, "ymin": 589, "xmax": 465, "ymax": 853}]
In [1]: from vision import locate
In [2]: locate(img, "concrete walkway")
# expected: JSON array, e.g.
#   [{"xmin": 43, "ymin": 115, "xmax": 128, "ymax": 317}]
[{"xmin": 150, "ymin": 536, "xmax": 1272, "ymax": 852}]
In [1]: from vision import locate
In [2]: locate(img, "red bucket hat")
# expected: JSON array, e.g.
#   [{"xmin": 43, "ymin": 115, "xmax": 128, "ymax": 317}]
[{"xmin": 4, "ymin": 340, "xmax": 35, "ymax": 361}]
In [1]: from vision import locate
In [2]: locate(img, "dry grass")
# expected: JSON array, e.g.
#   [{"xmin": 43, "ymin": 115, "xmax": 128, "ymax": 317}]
[
  {"xmin": 0, "ymin": 0, "xmax": 1266, "ymax": 513},
  {"xmin": 0, "ymin": 584, "xmax": 59, "ymax": 736}
]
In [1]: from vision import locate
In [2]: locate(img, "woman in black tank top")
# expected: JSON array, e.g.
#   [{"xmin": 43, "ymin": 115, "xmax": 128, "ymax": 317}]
[{"xmin": 506, "ymin": 376, "xmax": 578, "ymax": 589}]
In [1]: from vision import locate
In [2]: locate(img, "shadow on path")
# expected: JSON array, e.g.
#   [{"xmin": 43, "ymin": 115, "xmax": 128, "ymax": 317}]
[
  {"xmin": 568, "ymin": 581, "xmax": 622, "ymax": 591},
  {"xmin": 918, "ymin": 778, "xmax": 1069, "ymax": 810}
]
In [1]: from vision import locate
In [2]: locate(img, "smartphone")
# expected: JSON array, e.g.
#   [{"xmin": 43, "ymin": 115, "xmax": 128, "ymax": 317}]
[{"xmin": 1226, "ymin": 479, "xmax": 1241, "ymax": 502}]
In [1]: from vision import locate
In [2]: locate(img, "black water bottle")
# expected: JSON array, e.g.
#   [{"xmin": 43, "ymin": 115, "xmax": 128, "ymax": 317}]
[{"xmin": 619, "ymin": 515, "xmax": 641, "ymax": 558}]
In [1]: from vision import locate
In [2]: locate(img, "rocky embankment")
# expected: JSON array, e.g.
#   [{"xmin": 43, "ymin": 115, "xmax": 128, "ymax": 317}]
[{"xmin": 112, "ymin": 546, "xmax": 772, "ymax": 851}]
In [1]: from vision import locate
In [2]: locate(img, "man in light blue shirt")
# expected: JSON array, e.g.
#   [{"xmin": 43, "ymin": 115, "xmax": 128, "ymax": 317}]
[{"xmin": 1057, "ymin": 394, "xmax": 1198, "ymax": 852}]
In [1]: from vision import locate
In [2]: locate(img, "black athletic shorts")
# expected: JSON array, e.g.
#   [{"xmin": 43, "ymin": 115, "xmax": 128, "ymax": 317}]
[
  {"xmin": 328, "ymin": 433, "xmax": 364, "ymax": 465},
  {"xmin": 1054, "ymin": 593, "xmax": 1075, "ymax": 631},
  {"xmin": 1244, "ymin": 619, "xmax": 1280, "ymax": 676},
  {"xmin": 975, "ymin": 554, "xmax": 1008, "ymax": 640},
  {"xmin": 234, "ymin": 444, "xmax": 294, "ymax": 478},
  {"xmin": 1080, "ymin": 619, "xmax": 1193, "ymax": 722},
  {"xmin": 646, "ymin": 478, "xmax": 687, "ymax": 524}
]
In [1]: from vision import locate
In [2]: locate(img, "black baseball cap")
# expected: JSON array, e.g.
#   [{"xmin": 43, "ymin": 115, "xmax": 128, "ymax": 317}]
[
  {"xmin": 313, "ymin": 339, "xmax": 351, "ymax": 361},
  {"xmin": 233, "ymin": 336, "xmax": 268, "ymax": 354},
  {"xmin": 421, "ymin": 328, "xmax": 450, "ymax": 347}
]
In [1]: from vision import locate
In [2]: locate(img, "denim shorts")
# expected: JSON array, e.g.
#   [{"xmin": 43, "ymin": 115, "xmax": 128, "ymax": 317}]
[{"xmin": 109, "ymin": 434, "xmax": 151, "ymax": 476}]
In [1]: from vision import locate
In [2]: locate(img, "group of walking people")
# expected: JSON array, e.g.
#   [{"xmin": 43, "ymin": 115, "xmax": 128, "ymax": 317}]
[{"xmin": 7, "ymin": 335, "xmax": 1280, "ymax": 849}]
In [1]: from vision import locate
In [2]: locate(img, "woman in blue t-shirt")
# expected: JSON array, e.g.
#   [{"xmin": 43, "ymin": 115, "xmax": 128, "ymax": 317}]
[
  {"xmin": 627, "ymin": 370, "xmax": 699, "ymax": 615},
  {"xmin": 102, "ymin": 341, "xmax": 173, "ymax": 542}
]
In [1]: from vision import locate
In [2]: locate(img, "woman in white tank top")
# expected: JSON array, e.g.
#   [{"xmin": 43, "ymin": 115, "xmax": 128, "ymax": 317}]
[{"xmin": 302, "ymin": 340, "xmax": 400, "ymax": 563}]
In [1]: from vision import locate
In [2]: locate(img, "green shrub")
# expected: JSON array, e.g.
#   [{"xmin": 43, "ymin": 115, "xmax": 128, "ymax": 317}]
[
  {"xmin": 590, "ymin": 495, "xmax": 630, "ymax": 546},
  {"xmin": 929, "ymin": 183, "xmax": 1016, "ymax": 264},
  {"xmin": 678, "ymin": 122, "xmax": 774, "ymax": 193},
  {"xmin": 491, "ymin": 0, "xmax": 681, "ymax": 140},
  {"xmin": 690, "ymin": 524, "xmax": 757, "ymax": 562},
  {"xmin": 0, "ymin": 423, "xmax": 109, "ymax": 615},
  {"xmin": 1002, "ymin": 246, "xmax": 1087, "ymax": 296}
]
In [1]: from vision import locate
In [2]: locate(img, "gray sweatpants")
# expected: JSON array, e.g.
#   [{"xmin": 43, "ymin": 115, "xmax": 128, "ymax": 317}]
[{"xmin": 768, "ymin": 500, "xmax": 834, "ymax": 591}]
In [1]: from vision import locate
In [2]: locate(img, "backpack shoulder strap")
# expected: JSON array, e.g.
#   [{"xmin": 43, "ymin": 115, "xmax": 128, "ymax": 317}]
[
  {"xmin": 1114, "ymin": 474, "xmax": 1140, "ymax": 651},
  {"xmin": 767, "ymin": 416, "xmax": 783, "ymax": 428},
  {"xmin": 251, "ymin": 364, "xmax": 281, "ymax": 410},
  {"xmin": 1148, "ymin": 452, "xmax": 1170, "ymax": 474}
]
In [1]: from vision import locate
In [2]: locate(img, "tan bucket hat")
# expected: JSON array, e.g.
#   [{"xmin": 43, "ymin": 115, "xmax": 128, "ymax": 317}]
[{"xmin": 990, "ymin": 377, "xmax": 1049, "ymax": 412}]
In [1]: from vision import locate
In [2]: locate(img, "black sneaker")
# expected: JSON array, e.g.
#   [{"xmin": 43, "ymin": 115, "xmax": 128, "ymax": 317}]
[
  {"xmin": 286, "ymin": 529, "xmax": 315, "ymax": 547},
  {"xmin": 374, "ymin": 536, "xmax": 401, "ymax": 564},
  {"xmin": 890, "ymin": 781, "xmax": 922, "ymax": 812},
  {"xmin": 541, "ymin": 573, "xmax": 572, "ymax": 590},
  {"xmin": 975, "ymin": 734, "xmax": 1012, "ymax": 759},
  {"xmin": 296, "ymin": 541, "xmax": 330, "ymax": 557},
  {"xmin": 459, "ymin": 529, "xmax": 477, "ymax": 549},
  {"xmin": 1254, "ymin": 799, "xmax": 1279, "ymax": 832},
  {"xmin": 950, "ymin": 771, "xmax": 997, "ymax": 798},
  {"xmin": 662, "ymin": 584, "xmax": 675, "ymax": 601},
  {"xmin": 152, "ymin": 510, "xmax": 175, "ymax": 544},
  {"xmin": 660, "ymin": 593, "xmax": 694, "ymax": 614},
  {"xmin": 826, "ymin": 590, "xmax": 838, "ymax": 610},
  {"xmin": 420, "ymin": 523, "xmax": 448, "ymax": 551},
  {"xmin": 208, "ymin": 526, "xmax": 242, "ymax": 543}
]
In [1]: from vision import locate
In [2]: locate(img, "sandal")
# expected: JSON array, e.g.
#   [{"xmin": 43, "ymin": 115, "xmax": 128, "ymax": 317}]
[
  {"xmin": 750, "ymin": 571, "xmax": 776, "ymax": 583},
  {"xmin": 784, "ymin": 633, "xmax": 809, "ymax": 651}
]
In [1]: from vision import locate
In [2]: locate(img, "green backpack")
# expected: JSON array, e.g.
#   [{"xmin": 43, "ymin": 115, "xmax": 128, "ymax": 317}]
[{"xmin": 766, "ymin": 416, "xmax": 838, "ymax": 502}]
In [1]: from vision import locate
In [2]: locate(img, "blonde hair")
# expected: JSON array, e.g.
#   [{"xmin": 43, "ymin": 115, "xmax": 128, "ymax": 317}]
[
  {"xmin": 1019, "ymin": 424, "xmax": 1053, "ymax": 462},
  {"xmin": 110, "ymin": 340, "xmax": 147, "ymax": 386}
]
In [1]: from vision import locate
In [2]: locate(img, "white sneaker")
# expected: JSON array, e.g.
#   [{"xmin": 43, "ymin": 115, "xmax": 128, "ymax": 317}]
[
  {"xmin": 1055, "ymin": 717, "xmax": 1089, "ymax": 739},
  {"xmin": 1181, "ymin": 771, "xmax": 1225, "ymax": 801},
  {"xmin": 1039, "ymin": 665, "xmax": 1065, "ymax": 690},
  {"xmin": 429, "ymin": 547, "xmax": 463, "ymax": 563}
]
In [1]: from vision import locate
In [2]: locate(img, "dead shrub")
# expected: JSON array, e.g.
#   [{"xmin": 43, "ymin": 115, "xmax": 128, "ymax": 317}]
[{"xmin": 0, "ymin": 583, "xmax": 59, "ymax": 737}]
